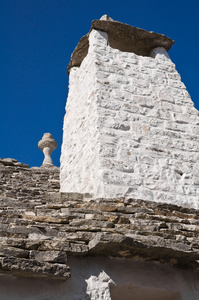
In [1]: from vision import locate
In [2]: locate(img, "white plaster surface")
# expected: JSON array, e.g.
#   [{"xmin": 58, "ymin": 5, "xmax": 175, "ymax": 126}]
[
  {"xmin": 61, "ymin": 29, "xmax": 199, "ymax": 209},
  {"xmin": 1, "ymin": 256, "xmax": 199, "ymax": 300}
]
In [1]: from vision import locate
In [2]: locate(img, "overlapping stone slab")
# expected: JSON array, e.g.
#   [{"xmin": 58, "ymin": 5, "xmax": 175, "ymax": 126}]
[{"xmin": 1, "ymin": 161, "xmax": 199, "ymax": 280}]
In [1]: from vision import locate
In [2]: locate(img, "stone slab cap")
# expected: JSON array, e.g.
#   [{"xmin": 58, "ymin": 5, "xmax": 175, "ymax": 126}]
[{"xmin": 67, "ymin": 15, "xmax": 174, "ymax": 74}]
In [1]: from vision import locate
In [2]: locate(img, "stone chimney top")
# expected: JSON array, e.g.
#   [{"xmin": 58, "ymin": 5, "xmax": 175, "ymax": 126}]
[
  {"xmin": 67, "ymin": 16, "xmax": 174, "ymax": 74},
  {"xmin": 38, "ymin": 133, "xmax": 57, "ymax": 167}
]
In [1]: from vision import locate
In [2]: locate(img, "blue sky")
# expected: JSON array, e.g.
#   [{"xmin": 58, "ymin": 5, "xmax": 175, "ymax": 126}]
[{"xmin": 1, "ymin": 0, "xmax": 199, "ymax": 167}]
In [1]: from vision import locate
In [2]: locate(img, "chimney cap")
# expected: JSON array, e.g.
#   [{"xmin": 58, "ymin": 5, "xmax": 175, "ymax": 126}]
[{"xmin": 67, "ymin": 17, "xmax": 174, "ymax": 74}]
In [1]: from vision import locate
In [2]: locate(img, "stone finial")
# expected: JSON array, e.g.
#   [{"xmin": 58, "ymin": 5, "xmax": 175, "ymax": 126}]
[
  {"xmin": 38, "ymin": 133, "xmax": 57, "ymax": 167},
  {"xmin": 100, "ymin": 15, "xmax": 113, "ymax": 21}
]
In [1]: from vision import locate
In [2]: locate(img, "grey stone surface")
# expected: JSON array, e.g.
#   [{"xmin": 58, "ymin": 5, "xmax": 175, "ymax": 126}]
[
  {"xmin": 0, "ymin": 257, "xmax": 70, "ymax": 280},
  {"xmin": 1, "ymin": 161, "xmax": 199, "ymax": 278}
]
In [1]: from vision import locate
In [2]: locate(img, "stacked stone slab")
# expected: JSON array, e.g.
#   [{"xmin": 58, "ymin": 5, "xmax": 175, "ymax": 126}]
[
  {"xmin": 1, "ymin": 160, "xmax": 199, "ymax": 298},
  {"xmin": 60, "ymin": 16, "xmax": 199, "ymax": 209},
  {"xmin": 1, "ymin": 160, "xmax": 199, "ymax": 269}
]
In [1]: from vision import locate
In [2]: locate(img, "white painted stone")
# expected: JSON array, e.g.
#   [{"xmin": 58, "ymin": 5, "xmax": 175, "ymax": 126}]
[
  {"xmin": 86, "ymin": 270, "xmax": 115, "ymax": 300},
  {"xmin": 60, "ymin": 28, "xmax": 199, "ymax": 209}
]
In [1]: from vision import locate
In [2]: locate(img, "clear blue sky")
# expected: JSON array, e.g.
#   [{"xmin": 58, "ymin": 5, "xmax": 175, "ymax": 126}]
[{"xmin": 1, "ymin": 0, "xmax": 199, "ymax": 167}]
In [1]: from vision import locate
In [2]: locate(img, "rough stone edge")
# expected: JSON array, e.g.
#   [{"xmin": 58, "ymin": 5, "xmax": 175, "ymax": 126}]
[
  {"xmin": 0, "ymin": 257, "xmax": 70, "ymax": 280},
  {"xmin": 0, "ymin": 158, "xmax": 60, "ymax": 171},
  {"xmin": 67, "ymin": 19, "xmax": 174, "ymax": 74}
]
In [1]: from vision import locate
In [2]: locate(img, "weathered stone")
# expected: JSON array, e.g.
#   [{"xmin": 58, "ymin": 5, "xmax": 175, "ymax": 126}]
[
  {"xmin": 38, "ymin": 133, "xmax": 57, "ymax": 167},
  {"xmin": 67, "ymin": 16, "xmax": 174, "ymax": 73},
  {"xmin": 1, "ymin": 146, "xmax": 199, "ymax": 289},
  {"xmin": 29, "ymin": 250, "xmax": 67, "ymax": 263},
  {"xmin": 0, "ymin": 158, "xmax": 29, "ymax": 168},
  {"xmin": 0, "ymin": 160, "xmax": 60, "ymax": 204},
  {"xmin": 0, "ymin": 246, "xmax": 29, "ymax": 258},
  {"xmin": 0, "ymin": 257, "xmax": 70, "ymax": 280}
]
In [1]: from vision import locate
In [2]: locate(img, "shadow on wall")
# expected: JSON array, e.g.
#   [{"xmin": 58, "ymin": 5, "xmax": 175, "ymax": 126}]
[
  {"xmin": 110, "ymin": 284, "xmax": 180, "ymax": 300},
  {"xmin": 1, "ymin": 256, "xmax": 199, "ymax": 299},
  {"xmin": 66, "ymin": 256, "xmax": 199, "ymax": 300}
]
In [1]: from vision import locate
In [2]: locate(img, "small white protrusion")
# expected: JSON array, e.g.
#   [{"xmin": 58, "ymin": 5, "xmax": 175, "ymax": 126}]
[
  {"xmin": 86, "ymin": 270, "xmax": 115, "ymax": 300},
  {"xmin": 150, "ymin": 47, "xmax": 171, "ymax": 60},
  {"xmin": 100, "ymin": 15, "xmax": 114, "ymax": 21}
]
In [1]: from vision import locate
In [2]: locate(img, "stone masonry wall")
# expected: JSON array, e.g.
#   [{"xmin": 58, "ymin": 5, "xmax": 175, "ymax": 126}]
[
  {"xmin": 0, "ymin": 159, "xmax": 69, "ymax": 279},
  {"xmin": 1, "ymin": 160, "xmax": 199, "ymax": 298},
  {"xmin": 61, "ymin": 29, "xmax": 199, "ymax": 209},
  {"xmin": 0, "ymin": 158, "xmax": 60, "ymax": 200},
  {"xmin": 2, "ymin": 160, "xmax": 199, "ymax": 277}
]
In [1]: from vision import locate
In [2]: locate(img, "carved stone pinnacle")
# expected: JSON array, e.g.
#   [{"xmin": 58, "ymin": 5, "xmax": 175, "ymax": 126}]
[
  {"xmin": 38, "ymin": 133, "xmax": 57, "ymax": 167},
  {"xmin": 100, "ymin": 15, "xmax": 114, "ymax": 21}
]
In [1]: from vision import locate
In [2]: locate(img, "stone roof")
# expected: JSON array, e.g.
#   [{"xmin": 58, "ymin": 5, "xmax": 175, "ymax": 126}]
[
  {"xmin": 67, "ymin": 17, "xmax": 174, "ymax": 74},
  {"xmin": 1, "ymin": 160, "xmax": 199, "ymax": 280}
]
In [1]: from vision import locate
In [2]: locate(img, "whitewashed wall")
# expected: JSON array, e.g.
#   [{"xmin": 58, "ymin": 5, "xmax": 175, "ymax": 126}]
[
  {"xmin": 61, "ymin": 29, "xmax": 199, "ymax": 209},
  {"xmin": 1, "ymin": 257, "xmax": 199, "ymax": 300}
]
